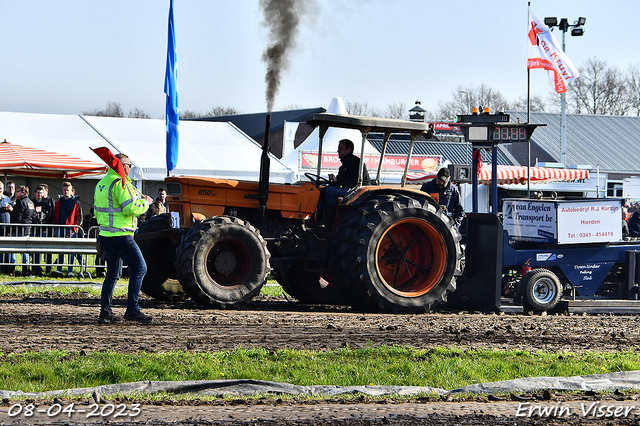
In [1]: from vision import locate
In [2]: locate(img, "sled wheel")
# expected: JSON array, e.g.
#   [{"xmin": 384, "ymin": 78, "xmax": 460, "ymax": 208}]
[
  {"xmin": 521, "ymin": 268, "xmax": 562, "ymax": 313},
  {"xmin": 175, "ymin": 216, "xmax": 269, "ymax": 308},
  {"xmin": 136, "ymin": 214, "xmax": 185, "ymax": 302},
  {"xmin": 331, "ymin": 194, "xmax": 462, "ymax": 313}
]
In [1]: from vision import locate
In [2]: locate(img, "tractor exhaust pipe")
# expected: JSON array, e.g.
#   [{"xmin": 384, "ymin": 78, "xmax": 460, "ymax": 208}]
[{"xmin": 258, "ymin": 113, "xmax": 271, "ymax": 219}]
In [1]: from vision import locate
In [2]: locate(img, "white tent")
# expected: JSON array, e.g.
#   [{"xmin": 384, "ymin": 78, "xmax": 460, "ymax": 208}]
[
  {"xmin": 0, "ymin": 111, "xmax": 294, "ymax": 184},
  {"xmin": 281, "ymin": 97, "xmax": 380, "ymax": 181},
  {"xmin": 0, "ymin": 111, "xmax": 110, "ymax": 168},
  {"xmin": 82, "ymin": 115, "xmax": 294, "ymax": 183}
]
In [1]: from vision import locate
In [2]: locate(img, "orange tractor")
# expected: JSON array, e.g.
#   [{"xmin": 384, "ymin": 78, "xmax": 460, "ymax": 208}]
[{"xmin": 136, "ymin": 113, "xmax": 463, "ymax": 313}]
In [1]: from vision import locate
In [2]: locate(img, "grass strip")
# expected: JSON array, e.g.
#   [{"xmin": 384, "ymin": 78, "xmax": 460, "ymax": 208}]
[
  {"xmin": 0, "ymin": 280, "xmax": 284, "ymax": 298},
  {"xmin": 0, "ymin": 347, "xmax": 638, "ymax": 393}
]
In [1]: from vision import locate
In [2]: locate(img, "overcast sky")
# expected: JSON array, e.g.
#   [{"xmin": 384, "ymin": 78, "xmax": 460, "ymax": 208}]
[{"xmin": 1, "ymin": 0, "xmax": 638, "ymax": 118}]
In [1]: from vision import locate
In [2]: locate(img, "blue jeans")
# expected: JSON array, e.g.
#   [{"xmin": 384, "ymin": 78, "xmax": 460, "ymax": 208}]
[
  {"xmin": 54, "ymin": 229, "xmax": 81, "ymax": 273},
  {"xmin": 317, "ymin": 186, "xmax": 349, "ymax": 211},
  {"xmin": 98, "ymin": 235, "xmax": 147, "ymax": 314}
]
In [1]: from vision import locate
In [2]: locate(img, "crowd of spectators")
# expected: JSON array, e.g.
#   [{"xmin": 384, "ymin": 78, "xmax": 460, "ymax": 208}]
[{"xmin": 0, "ymin": 181, "xmax": 167, "ymax": 278}]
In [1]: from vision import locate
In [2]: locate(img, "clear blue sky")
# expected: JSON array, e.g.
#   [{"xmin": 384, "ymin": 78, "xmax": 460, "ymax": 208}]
[{"xmin": 1, "ymin": 0, "xmax": 638, "ymax": 118}]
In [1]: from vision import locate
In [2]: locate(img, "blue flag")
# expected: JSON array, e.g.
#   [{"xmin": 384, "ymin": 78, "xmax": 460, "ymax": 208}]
[{"xmin": 165, "ymin": 0, "xmax": 179, "ymax": 172}]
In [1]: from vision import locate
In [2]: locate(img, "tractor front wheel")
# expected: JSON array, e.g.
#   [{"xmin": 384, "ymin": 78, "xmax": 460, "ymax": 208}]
[{"xmin": 175, "ymin": 216, "xmax": 270, "ymax": 308}]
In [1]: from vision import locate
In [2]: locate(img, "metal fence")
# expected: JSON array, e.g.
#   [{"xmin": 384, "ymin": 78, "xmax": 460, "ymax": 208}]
[{"xmin": 0, "ymin": 223, "xmax": 100, "ymax": 277}]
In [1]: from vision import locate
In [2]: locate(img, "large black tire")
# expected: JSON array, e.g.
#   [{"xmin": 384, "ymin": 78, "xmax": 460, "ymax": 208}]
[
  {"xmin": 520, "ymin": 268, "xmax": 562, "ymax": 313},
  {"xmin": 175, "ymin": 216, "xmax": 270, "ymax": 308},
  {"xmin": 331, "ymin": 195, "xmax": 462, "ymax": 313},
  {"xmin": 136, "ymin": 214, "xmax": 186, "ymax": 302},
  {"xmin": 272, "ymin": 261, "xmax": 343, "ymax": 305}
]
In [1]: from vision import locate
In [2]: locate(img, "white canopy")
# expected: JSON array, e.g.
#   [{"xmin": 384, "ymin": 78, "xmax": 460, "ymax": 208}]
[
  {"xmin": 0, "ymin": 111, "xmax": 294, "ymax": 183},
  {"xmin": 0, "ymin": 111, "xmax": 109, "ymax": 167},
  {"xmin": 82, "ymin": 115, "xmax": 294, "ymax": 182}
]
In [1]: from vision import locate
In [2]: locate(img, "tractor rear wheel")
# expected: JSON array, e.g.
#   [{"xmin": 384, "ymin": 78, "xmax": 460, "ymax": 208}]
[
  {"xmin": 331, "ymin": 195, "xmax": 462, "ymax": 313},
  {"xmin": 175, "ymin": 216, "xmax": 270, "ymax": 308},
  {"xmin": 136, "ymin": 214, "xmax": 185, "ymax": 302},
  {"xmin": 521, "ymin": 268, "xmax": 562, "ymax": 313}
]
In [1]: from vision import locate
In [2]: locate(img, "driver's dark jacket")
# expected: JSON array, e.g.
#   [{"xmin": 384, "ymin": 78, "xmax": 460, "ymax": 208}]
[{"xmin": 331, "ymin": 152, "xmax": 370, "ymax": 188}]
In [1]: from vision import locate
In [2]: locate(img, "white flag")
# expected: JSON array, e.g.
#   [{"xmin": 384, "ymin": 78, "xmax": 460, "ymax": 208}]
[{"xmin": 527, "ymin": 6, "xmax": 579, "ymax": 93}]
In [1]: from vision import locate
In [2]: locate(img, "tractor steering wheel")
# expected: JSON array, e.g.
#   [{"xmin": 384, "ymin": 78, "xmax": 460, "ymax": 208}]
[{"xmin": 304, "ymin": 172, "xmax": 331, "ymax": 187}]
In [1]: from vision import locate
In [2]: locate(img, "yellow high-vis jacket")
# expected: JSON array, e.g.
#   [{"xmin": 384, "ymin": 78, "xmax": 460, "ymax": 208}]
[{"xmin": 94, "ymin": 168, "xmax": 149, "ymax": 237}]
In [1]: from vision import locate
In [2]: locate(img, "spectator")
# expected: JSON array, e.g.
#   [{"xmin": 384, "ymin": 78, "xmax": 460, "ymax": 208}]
[
  {"xmin": 629, "ymin": 209, "xmax": 640, "ymax": 238},
  {"xmin": 420, "ymin": 167, "xmax": 465, "ymax": 230},
  {"xmin": 0, "ymin": 182, "xmax": 13, "ymax": 273},
  {"xmin": 4, "ymin": 181, "xmax": 16, "ymax": 204},
  {"xmin": 150, "ymin": 200, "xmax": 166, "ymax": 217},
  {"xmin": 83, "ymin": 208, "xmax": 105, "ymax": 278},
  {"xmin": 13, "ymin": 185, "xmax": 35, "ymax": 276},
  {"xmin": 155, "ymin": 188, "xmax": 167, "ymax": 210},
  {"xmin": 52, "ymin": 181, "xmax": 83, "ymax": 278},
  {"xmin": 144, "ymin": 188, "xmax": 168, "ymax": 222},
  {"xmin": 32, "ymin": 184, "xmax": 56, "ymax": 276}
]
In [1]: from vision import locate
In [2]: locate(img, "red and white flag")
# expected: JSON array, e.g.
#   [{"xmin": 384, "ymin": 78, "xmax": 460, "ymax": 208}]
[{"xmin": 527, "ymin": 6, "xmax": 579, "ymax": 93}]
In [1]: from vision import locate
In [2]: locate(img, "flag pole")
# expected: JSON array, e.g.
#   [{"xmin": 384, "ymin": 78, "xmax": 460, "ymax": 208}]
[
  {"xmin": 527, "ymin": 2, "xmax": 531, "ymax": 198},
  {"xmin": 165, "ymin": 0, "xmax": 179, "ymax": 175}
]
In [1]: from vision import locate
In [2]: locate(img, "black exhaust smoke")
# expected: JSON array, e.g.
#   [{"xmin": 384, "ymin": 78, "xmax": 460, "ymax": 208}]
[
  {"xmin": 260, "ymin": 0, "xmax": 316, "ymax": 112},
  {"xmin": 258, "ymin": 0, "xmax": 315, "ymax": 218}
]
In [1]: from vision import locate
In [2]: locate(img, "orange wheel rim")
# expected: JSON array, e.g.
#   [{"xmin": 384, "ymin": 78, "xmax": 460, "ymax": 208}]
[{"xmin": 375, "ymin": 218, "xmax": 447, "ymax": 297}]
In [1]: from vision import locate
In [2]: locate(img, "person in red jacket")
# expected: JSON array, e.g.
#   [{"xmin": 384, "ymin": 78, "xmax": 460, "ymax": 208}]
[{"xmin": 52, "ymin": 181, "xmax": 83, "ymax": 278}]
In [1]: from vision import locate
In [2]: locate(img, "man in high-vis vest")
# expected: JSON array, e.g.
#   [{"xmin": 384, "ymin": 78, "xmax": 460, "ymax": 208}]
[{"xmin": 94, "ymin": 153, "xmax": 153, "ymax": 324}]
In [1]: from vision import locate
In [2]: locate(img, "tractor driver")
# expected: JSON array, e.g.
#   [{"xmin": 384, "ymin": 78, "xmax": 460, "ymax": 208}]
[
  {"xmin": 316, "ymin": 139, "xmax": 370, "ymax": 225},
  {"xmin": 420, "ymin": 167, "xmax": 464, "ymax": 230}
]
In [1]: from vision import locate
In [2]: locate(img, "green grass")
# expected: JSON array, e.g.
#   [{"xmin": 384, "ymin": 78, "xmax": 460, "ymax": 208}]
[
  {"xmin": 0, "ymin": 347, "xmax": 638, "ymax": 394},
  {"xmin": 0, "ymin": 280, "xmax": 128, "ymax": 297},
  {"xmin": 0, "ymin": 281, "xmax": 635, "ymax": 399},
  {"xmin": 0, "ymin": 277, "xmax": 283, "ymax": 298}
]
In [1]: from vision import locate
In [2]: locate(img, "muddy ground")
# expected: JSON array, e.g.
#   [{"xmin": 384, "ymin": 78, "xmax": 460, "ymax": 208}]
[{"xmin": 1, "ymin": 291, "xmax": 640, "ymax": 425}]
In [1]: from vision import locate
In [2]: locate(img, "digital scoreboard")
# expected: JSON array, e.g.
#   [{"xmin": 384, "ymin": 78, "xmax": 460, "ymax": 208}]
[
  {"xmin": 492, "ymin": 126, "xmax": 528, "ymax": 142},
  {"xmin": 455, "ymin": 112, "xmax": 544, "ymax": 145}
]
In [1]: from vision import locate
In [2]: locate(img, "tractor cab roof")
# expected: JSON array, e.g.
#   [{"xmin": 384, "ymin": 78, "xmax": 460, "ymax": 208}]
[
  {"xmin": 306, "ymin": 113, "xmax": 431, "ymax": 137},
  {"xmin": 305, "ymin": 113, "xmax": 434, "ymax": 187}
]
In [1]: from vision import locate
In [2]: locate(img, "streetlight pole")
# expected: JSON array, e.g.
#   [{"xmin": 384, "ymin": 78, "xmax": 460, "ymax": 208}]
[{"xmin": 544, "ymin": 16, "xmax": 585, "ymax": 166}]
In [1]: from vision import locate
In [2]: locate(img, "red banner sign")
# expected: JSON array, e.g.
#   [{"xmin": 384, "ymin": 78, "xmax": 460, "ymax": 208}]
[{"xmin": 299, "ymin": 151, "xmax": 441, "ymax": 173}]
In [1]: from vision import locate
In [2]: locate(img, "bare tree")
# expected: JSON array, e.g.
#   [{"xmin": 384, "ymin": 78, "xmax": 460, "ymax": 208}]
[
  {"xmin": 205, "ymin": 106, "xmax": 241, "ymax": 116},
  {"xmin": 568, "ymin": 57, "xmax": 630, "ymax": 115},
  {"xmin": 436, "ymin": 84, "xmax": 509, "ymax": 120},
  {"xmin": 381, "ymin": 102, "xmax": 408, "ymax": 120},
  {"xmin": 627, "ymin": 64, "xmax": 640, "ymax": 116},
  {"xmin": 83, "ymin": 101, "xmax": 124, "ymax": 117},
  {"xmin": 345, "ymin": 100, "xmax": 379, "ymax": 117},
  {"xmin": 509, "ymin": 95, "xmax": 546, "ymax": 112},
  {"xmin": 127, "ymin": 108, "xmax": 151, "ymax": 119},
  {"xmin": 180, "ymin": 110, "xmax": 204, "ymax": 119}
]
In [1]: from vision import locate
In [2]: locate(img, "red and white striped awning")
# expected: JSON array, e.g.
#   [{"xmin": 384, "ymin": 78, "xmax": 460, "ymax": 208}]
[
  {"xmin": 407, "ymin": 165, "xmax": 590, "ymax": 185},
  {"xmin": 0, "ymin": 141, "xmax": 108, "ymax": 179}
]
